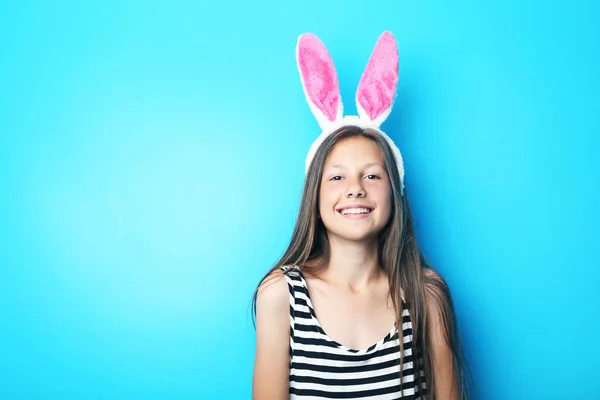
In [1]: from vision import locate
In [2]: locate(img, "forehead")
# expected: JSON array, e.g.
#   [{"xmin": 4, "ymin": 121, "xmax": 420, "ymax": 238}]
[{"xmin": 324, "ymin": 136, "xmax": 385, "ymax": 167}]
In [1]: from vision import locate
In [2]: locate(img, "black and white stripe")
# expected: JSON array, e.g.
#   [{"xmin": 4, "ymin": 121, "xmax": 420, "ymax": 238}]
[{"xmin": 282, "ymin": 266, "xmax": 427, "ymax": 400}]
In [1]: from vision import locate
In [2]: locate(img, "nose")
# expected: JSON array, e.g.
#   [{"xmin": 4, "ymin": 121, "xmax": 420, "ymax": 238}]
[{"xmin": 345, "ymin": 178, "xmax": 366, "ymax": 198}]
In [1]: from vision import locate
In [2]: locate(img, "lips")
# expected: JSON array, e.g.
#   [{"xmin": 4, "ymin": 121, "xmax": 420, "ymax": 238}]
[{"xmin": 336, "ymin": 205, "xmax": 374, "ymax": 216}]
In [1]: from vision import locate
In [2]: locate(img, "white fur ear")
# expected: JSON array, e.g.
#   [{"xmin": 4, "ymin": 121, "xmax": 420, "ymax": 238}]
[
  {"xmin": 296, "ymin": 33, "xmax": 343, "ymax": 129},
  {"xmin": 355, "ymin": 31, "xmax": 399, "ymax": 127}
]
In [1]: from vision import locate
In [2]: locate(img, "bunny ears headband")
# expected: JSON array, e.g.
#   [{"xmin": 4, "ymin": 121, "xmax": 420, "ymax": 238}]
[{"xmin": 296, "ymin": 31, "xmax": 405, "ymax": 195}]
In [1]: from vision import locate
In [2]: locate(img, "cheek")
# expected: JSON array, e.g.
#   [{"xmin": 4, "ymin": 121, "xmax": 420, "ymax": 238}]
[
  {"xmin": 319, "ymin": 185, "xmax": 337, "ymax": 203},
  {"xmin": 318, "ymin": 188, "xmax": 327, "ymax": 213},
  {"xmin": 373, "ymin": 186, "xmax": 392, "ymax": 211}
]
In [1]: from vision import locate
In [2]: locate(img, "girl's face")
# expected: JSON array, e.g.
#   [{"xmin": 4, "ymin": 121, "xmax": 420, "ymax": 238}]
[{"xmin": 318, "ymin": 136, "xmax": 392, "ymax": 243}]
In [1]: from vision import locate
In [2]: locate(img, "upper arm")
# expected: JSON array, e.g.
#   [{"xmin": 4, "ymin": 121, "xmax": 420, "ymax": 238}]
[
  {"xmin": 252, "ymin": 269, "xmax": 291, "ymax": 400},
  {"xmin": 423, "ymin": 267, "xmax": 460, "ymax": 400}
]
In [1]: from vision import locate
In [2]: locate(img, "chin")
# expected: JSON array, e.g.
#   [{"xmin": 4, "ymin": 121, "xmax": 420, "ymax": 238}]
[
  {"xmin": 321, "ymin": 215, "xmax": 387, "ymax": 241},
  {"xmin": 328, "ymin": 227, "xmax": 382, "ymax": 243}
]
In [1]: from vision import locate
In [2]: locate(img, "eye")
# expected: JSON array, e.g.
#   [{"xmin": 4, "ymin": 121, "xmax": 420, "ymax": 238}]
[
  {"xmin": 329, "ymin": 175, "xmax": 343, "ymax": 181},
  {"xmin": 365, "ymin": 174, "xmax": 380, "ymax": 180}
]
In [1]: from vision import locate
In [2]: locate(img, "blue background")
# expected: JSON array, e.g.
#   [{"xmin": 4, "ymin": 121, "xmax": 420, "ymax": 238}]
[{"xmin": 1, "ymin": 0, "xmax": 599, "ymax": 399}]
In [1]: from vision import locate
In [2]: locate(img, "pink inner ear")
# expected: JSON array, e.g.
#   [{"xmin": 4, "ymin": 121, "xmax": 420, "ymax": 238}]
[
  {"xmin": 356, "ymin": 32, "xmax": 399, "ymax": 121},
  {"xmin": 297, "ymin": 34, "xmax": 340, "ymax": 123}
]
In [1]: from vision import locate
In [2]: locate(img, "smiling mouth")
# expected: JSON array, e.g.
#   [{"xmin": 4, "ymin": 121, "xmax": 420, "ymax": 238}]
[{"xmin": 337, "ymin": 207, "xmax": 373, "ymax": 215}]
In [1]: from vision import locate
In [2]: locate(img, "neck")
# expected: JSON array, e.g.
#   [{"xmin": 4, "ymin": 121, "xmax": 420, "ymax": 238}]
[{"xmin": 320, "ymin": 234, "xmax": 383, "ymax": 291}]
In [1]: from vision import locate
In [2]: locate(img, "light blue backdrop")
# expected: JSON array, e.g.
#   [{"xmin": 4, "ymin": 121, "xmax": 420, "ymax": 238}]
[{"xmin": 1, "ymin": 0, "xmax": 598, "ymax": 399}]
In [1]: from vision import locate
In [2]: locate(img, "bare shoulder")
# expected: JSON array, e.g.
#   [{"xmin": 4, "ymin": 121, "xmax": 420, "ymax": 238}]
[
  {"xmin": 253, "ymin": 268, "xmax": 291, "ymax": 399},
  {"xmin": 422, "ymin": 267, "xmax": 461, "ymax": 399},
  {"xmin": 256, "ymin": 268, "xmax": 289, "ymax": 309},
  {"xmin": 422, "ymin": 266, "xmax": 452, "ymax": 334},
  {"xmin": 423, "ymin": 267, "xmax": 450, "ymax": 298},
  {"xmin": 423, "ymin": 266, "xmax": 443, "ymax": 281},
  {"xmin": 255, "ymin": 269, "xmax": 290, "ymax": 335}
]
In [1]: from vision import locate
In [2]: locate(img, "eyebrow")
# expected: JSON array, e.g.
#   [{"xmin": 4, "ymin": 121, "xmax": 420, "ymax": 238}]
[{"xmin": 328, "ymin": 162, "xmax": 385, "ymax": 169}]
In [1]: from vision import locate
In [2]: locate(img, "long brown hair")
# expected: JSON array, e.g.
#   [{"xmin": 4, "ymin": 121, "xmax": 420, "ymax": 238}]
[{"xmin": 252, "ymin": 125, "xmax": 473, "ymax": 399}]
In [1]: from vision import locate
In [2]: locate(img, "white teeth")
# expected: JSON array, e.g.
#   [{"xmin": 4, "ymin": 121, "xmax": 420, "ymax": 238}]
[{"xmin": 340, "ymin": 208, "xmax": 372, "ymax": 215}]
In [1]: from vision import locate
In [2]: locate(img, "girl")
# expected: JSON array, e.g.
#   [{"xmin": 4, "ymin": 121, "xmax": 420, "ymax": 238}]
[{"xmin": 252, "ymin": 32, "xmax": 471, "ymax": 400}]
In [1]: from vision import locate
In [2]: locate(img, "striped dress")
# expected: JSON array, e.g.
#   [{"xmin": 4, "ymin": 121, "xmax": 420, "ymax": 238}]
[{"xmin": 281, "ymin": 266, "xmax": 427, "ymax": 399}]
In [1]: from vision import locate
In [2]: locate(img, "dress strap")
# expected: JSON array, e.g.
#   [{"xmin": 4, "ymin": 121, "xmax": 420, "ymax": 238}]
[{"xmin": 279, "ymin": 265, "xmax": 299, "ymax": 365}]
